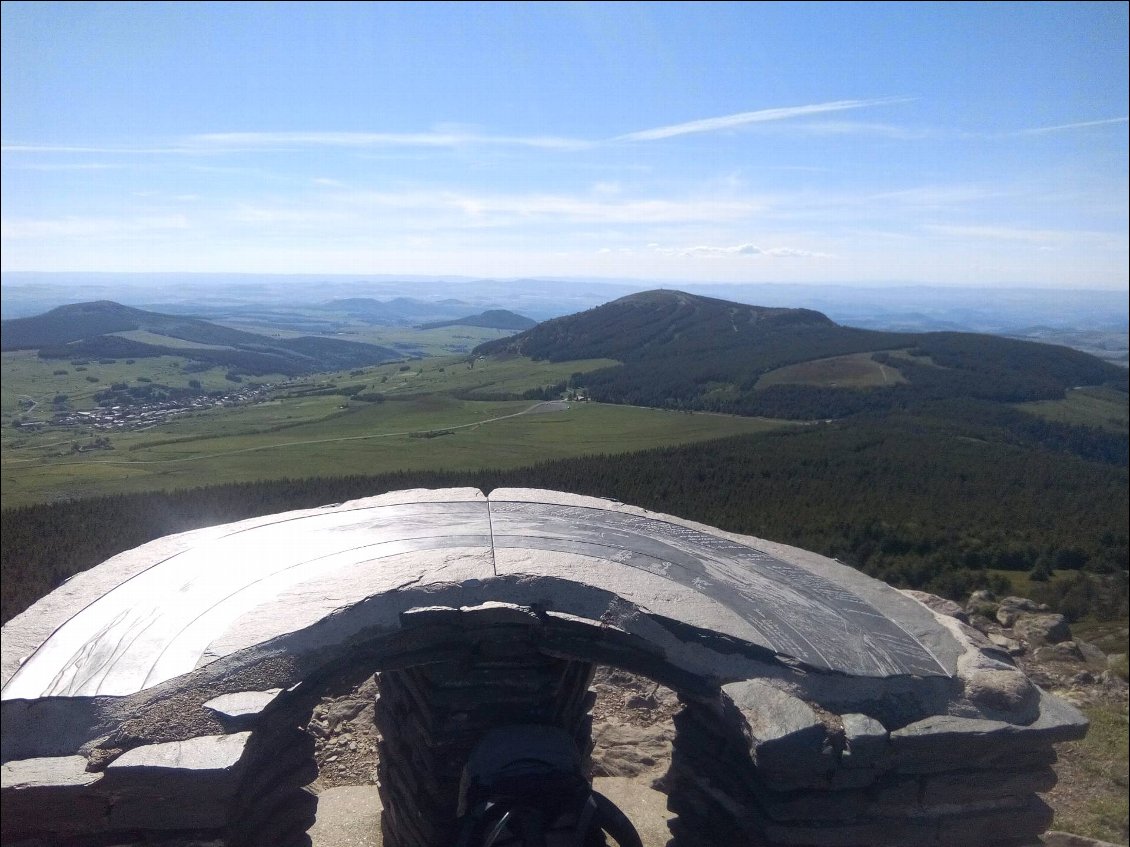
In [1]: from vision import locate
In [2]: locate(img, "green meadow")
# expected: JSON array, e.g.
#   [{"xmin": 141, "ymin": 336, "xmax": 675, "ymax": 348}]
[
  {"xmin": 756, "ymin": 351, "xmax": 907, "ymax": 390},
  {"xmin": 1, "ymin": 351, "xmax": 788, "ymax": 506},
  {"xmin": 1016, "ymin": 386, "xmax": 1129, "ymax": 433}
]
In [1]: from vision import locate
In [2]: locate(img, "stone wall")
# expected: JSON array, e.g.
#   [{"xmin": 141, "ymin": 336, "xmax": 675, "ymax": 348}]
[
  {"xmin": 667, "ymin": 678, "xmax": 1083, "ymax": 847},
  {"xmin": 2, "ymin": 602, "xmax": 1087, "ymax": 847},
  {"xmin": 373, "ymin": 630, "xmax": 595, "ymax": 846},
  {"xmin": 1, "ymin": 490, "xmax": 1092, "ymax": 846}
]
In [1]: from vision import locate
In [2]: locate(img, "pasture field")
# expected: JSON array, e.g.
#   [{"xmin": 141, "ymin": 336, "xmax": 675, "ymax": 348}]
[
  {"xmin": 3, "ymin": 349, "xmax": 780, "ymax": 507},
  {"xmin": 1016, "ymin": 386, "xmax": 1129, "ymax": 433},
  {"xmin": 755, "ymin": 352, "xmax": 906, "ymax": 390},
  {"xmin": 1, "ymin": 395, "xmax": 787, "ymax": 506},
  {"xmin": 1, "ymin": 349, "xmax": 612, "ymax": 423},
  {"xmin": 367, "ymin": 355, "xmax": 619, "ymax": 397},
  {"xmin": 1, "ymin": 350, "xmax": 290, "ymax": 419}
]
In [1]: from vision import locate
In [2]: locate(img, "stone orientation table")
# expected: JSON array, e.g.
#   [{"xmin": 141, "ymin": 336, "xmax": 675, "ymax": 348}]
[{"xmin": 1, "ymin": 488, "xmax": 1086, "ymax": 847}]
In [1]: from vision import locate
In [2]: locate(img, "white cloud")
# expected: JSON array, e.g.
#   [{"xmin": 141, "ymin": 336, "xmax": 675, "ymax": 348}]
[
  {"xmin": 783, "ymin": 120, "xmax": 929, "ymax": 140},
  {"xmin": 649, "ymin": 242, "xmax": 830, "ymax": 259},
  {"xmin": 9, "ymin": 161, "xmax": 127, "ymax": 171},
  {"xmin": 1, "ymin": 131, "xmax": 592, "ymax": 156},
  {"xmin": 325, "ymin": 189, "xmax": 764, "ymax": 225},
  {"xmin": 188, "ymin": 130, "xmax": 593, "ymax": 152},
  {"xmin": 1012, "ymin": 116, "xmax": 1128, "ymax": 136},
  {"xmin": 616, "ymin": 98, "xmax": 910, "ymax": 142}
]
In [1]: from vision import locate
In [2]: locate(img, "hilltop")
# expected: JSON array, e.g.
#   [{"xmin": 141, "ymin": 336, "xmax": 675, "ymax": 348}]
[
  {"xmin": 418, "ymin": 309, "xmax": 536, "ymax": 331},
  {"xmin": 476, "ymin": 289, "xmax": 1127, "ymax": 420},
  {"xmin": 1, "ymin": 300, "xmax": 401, "ymax": 376}
]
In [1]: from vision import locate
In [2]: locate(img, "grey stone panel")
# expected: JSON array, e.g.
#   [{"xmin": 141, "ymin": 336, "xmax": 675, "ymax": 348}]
[
  {"xmin": 101, "ymin": 733, "xmax": 251, "ymax": 830},
  {"xmin": 890, "ymin": 687, "xmax": 1088, "ymax": 767},
  {"xmin": 0, "ymin": 756, "xmax": 107, "ymax": 839},
  {"xmin": 489, "ymin": 498, "xmax": 949, "ymax": 677}
]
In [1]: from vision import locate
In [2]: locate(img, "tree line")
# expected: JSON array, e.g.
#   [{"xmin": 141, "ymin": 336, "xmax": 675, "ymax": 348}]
[{"xmin": 4, "ymin": 414, "xmax": 1125, "ymax": 625}]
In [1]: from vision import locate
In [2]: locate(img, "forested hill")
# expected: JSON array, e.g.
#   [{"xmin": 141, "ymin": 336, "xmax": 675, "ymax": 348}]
[
  {"xmin": 1, "ymin": 300, "xmax": 400, "ymax": 375},
  {"xmin": 474, "ymin": 289, "xmax": 1127, "ymax": 418},
  {"xmin": 418, "ymin": 309, "xmax": 536, "ymax": 330},
  {"xmin": 475, "ymin": 289, "xmax": 837, "ymax": 361}
]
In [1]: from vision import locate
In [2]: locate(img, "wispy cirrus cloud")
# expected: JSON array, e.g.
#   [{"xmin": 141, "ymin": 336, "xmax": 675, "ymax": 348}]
[
  {"xmin": 189, "ymin": 130, "xmax": 592, "ymax": 151},
  {"xmin": 1, "ymin": 98, "xmax": 913, "ymax": 156},
  {"xmin": 1, "ymin": 130, "xmax": 592, "ymax": 156},
  {"xmin": 1011, "ymin": 116, "xmax": 1128, "ymax": 136},
  {"xmin": 322, "ymin": 188, "xmax": 764, "ymax": 225},
  {"xmin": 615, "ymin": 97, "xmax": 911, "ymax": 142}
]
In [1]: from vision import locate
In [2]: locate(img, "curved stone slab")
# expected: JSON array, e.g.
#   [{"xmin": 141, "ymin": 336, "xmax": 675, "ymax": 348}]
[{"xmin": 3, "ymin": 488, "xmax": 960, "ymax": 703}]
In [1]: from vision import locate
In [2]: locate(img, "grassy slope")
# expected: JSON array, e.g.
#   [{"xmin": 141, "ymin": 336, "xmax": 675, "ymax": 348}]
[
  {"xmin": 1, "ymin": 350, "xmax": 290, "ymax": 417},
  {"xmin": 2, "ymin": 350, "xmax": 786, "ymax": 507},
  {"xmin": 1046, "ymin": 699, "xmax": 1129, "ymax": 843},
  {"xmin": 1016, "ymin": 386, "xmax": 1129, "ymax": 433},
  {"xmin": 755, "ymin": 351, "xmax": 908, "ymax": 389}
]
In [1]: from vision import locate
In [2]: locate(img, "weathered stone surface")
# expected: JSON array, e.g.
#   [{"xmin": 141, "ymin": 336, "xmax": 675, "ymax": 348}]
[
  {"xmin": 1075, "ymin": 640, "xmax": 1109, "ymax": 668},
  {"xmin": 902, "ymin": 589, "xmax": 970, "ymax": 623},
  {"xmin": 107, "ymin": 731, "xmax": 251, "ymax": 773},
  {"xmin": 203, "ymin": 690, "xmax": 282, "ymax": 727},
  {"xmin": 840, "ymin": 712, "xmax": 889, "ymax": 768},
  {"xmin": 0, "ymin": 489, "xmax": 1091, "ymax": 847},
  {"xmin": 101, "ymin": 733, "xmax": 252, "ymax": 830},
  {"xmin": 963, "ymin": 666, "xmax": 1041, "ymax": 715},
  {"xmin": 891, "ymin": 686, "xmax": 1087, "ymax": 766},
  {"xmin": 988, "ymin": 631, "xmax": 1025, "ymax": 655},
  {"xmin": 921, "ymin": 765, "xmax": 1057, "ymax": 804},
  {"xmin": 3, "ymin": 488, "xmax": 968, "ymax": 711},
  {"xmin": 1033, "ymin": 641, "xmax": 1086, "ymax": 664},
  {"xmin": 1, "ymin": 754, "xmax": 100, "ymax": 789},
  {"xmin": 722, "ymin": 680, "xmax": 832, "ymax": 786},
  {"xmin": 0, "ymin": 755, "xmax": 106, "ymax": 837},
  {"xmin": 996, "ymin": 596, "xmax": 1046, "ymax": 628},
  {"xmin": 1015, "ymin": 613, "xmax": 1072, "ymax": 646}
]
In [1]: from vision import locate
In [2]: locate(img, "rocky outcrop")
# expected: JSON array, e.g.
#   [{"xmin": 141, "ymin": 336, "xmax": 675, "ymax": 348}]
[{"xmin": 964, "ymin": 590, "xmax": 1129, "ymax": 707}]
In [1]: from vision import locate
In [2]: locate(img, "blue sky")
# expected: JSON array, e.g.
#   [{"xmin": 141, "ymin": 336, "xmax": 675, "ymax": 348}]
[{"xmin": 2, "ymin": 1, "xmax": 1127, "ymax": 288}]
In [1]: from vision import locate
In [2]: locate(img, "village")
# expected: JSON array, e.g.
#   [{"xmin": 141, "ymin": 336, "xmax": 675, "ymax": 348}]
[{"xmin": 17, "ymin": 384, "xmax": 276, "ymax": 434}]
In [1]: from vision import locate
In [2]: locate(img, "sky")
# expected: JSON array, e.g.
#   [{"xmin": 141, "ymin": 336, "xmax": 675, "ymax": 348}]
[{"xmin": 1, "ymin": 1, "xmax": 1127, "ymax": 288}]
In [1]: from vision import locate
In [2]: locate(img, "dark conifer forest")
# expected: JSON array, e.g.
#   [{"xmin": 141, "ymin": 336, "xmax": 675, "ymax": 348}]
[{"xmin": 4, "ymin": 413, "xmax": 1125, "ymax": 625}]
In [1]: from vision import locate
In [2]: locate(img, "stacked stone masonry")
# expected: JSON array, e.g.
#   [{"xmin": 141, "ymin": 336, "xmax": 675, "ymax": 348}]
[{"xmin": 1, "ymin": 489, "xmax": 1088, "ymax": 846}]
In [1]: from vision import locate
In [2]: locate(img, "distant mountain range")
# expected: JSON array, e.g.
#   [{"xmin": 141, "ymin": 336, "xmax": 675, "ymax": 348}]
[
  {"xmin": 476, "ymin": 290, "xmax": 1127, "ymax": 420},
  {"xmin": 418, "ymin": 309, "xmax": 537, "ymax": 331},
  {"xmin": 0, "ymin": 301, "xmax": 400, "ymax": 376}
]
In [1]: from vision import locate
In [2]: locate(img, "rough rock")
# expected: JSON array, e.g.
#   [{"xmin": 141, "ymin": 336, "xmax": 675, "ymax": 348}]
[
  {"xmin": 902, "ymin": 589, "xmax": 970, "ymax": 622},
  {"xmin": 1015, "ymin": 613, "xmax": 1072, "ymax": 646}
]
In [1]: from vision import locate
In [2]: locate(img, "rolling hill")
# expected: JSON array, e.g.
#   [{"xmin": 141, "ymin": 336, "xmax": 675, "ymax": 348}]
[
  {"xmin": 1, "ymin": 300, "xmax": 401, "ymax": 375},
  {"xmin": 418, "ymin": 309, "xmax": 537, "ymax": 331},
  {"xmin": 475, "ymin": 289, "xmax": 1127, "ymax": 420}
]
